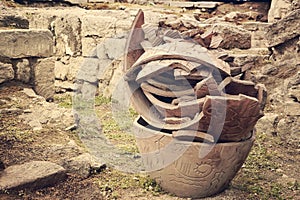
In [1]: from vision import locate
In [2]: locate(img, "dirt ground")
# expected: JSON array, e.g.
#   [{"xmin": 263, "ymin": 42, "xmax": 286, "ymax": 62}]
[{"xmin": 0, "ymin": 1, "xmax": 299, "ymax": 200}]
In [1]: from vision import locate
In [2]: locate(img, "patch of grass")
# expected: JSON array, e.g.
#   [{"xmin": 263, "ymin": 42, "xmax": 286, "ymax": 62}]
[
  {"xmin": 232, "ymin": 131, "xmax": 299, "ymax": 199},
  {"xmin": 54, "ymin": 94, "xmax": 72, "ymax": 109},
  {"xmin": 92, "ymin": 96, "xmax": 139, "ymax": 154},
  {"xmin": 96, "ymin": 168, "xmax": 162, "ymax": 199},
  {"xmin": 100, "ymin": 110, "xmax": 139, "ymax": 154},
  {"xmin": 55, "ymin": 94, "xmax": 111, "ymax": 109},
  {"xmin": 95, "ymin": 95, "xmax": 111, "ymax": 106}
]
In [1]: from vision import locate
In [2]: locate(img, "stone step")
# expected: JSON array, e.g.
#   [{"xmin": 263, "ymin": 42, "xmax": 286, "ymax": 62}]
[
  {"xmin": 242, "ymin": 22, "xmax": 271, "ymax": 32},
  {"xmin": 224, "ymin": 48, "xmax": 271, "ymax": 67},
  {"xmin": 164, "ymin": 1, "xmax": 220, "ymax": 9},
  {"xmin": 0, "ymin": 161, "xmax": 67, "ymax": 191},
  {"xmin": 0, "ymin": 29, "xmax": 53, "ymax": 58},
  {"xmin": 251, "ymin": 39, "xmax": 268, "ymax": 48}
]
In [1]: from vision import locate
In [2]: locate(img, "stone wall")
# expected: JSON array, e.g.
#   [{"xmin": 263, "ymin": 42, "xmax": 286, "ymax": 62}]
[
  {"xmin": 0, "ymin": 11, "xmax": 55, "ymax": 100},
  {"xmin": 22, "ymin": 7, "xmax": 169, "ymax": 96},
  {"xmin": 0, "ymin": 5, "xmax": 273, "ymax": 98}
]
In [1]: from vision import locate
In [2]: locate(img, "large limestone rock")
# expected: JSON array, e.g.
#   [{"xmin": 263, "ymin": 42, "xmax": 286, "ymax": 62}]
[
  {"xmin": 213, "ymin": 24, "xmax": 251, "ymax": 49},
  {"xmin": 33, "ymin": 58, "xmax": 55, "ymax": 100},
  {"xmin": 0, "ymin": 29, "xmax": 53, "ymax": 58},
  {"xmin": 268, "ymin": 0, "xmax": 299, "ymax": 23},
  {"xmin": 0, "ymin": 62, "xmax": 14, "ymax": 84},
  {"xmin": 266, "ymin": 9, "xmax": 300, "ymax": 47},
  {"xmin": 63, "ymin": 153, "xmax": 105, "ymax": 178},
  {"xmin": 81, "ymin": 15, "xmax": 117, "ymax": 38},
  {"xmin": 0, "ymin": 161, "xmax": 66, "ymax": 191},
  {"xmin": 52, "ymin": 15, "xmax": 82, "ymax": 57}
]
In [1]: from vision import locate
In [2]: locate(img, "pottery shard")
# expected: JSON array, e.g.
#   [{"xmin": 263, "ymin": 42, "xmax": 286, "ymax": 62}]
[
  {"xmin": 144, "ymin": 90, "xmax": 204, "ymax": 118},
  {"xmin": 125, "ymin": 41, "xmax": 230, "ymax": 81},
  {"xmin": 0, "ymin": 62, "xmax": 14, "ymax": 84},
  {"xmin": 195, "ymin": 94, "xmax": 261, "ymax": 142},
  {"xmin": 33, "ymin": 58, "xmax": 55, "ymax": 100},
  {"xmin": 0, "ymin": 161, "xmax": 66, "ymax": 191},
  {"xmin": 125, "ymin": 9, "xmax": 145, "ymax": 71},
  {"xmin": 266, "ymin": 9, "xmax": 300, "ymax": 47},
  {"xmin": 0, "ymin": 29, "xmax": 53, "ymax": 58},
  {"xmin": 218, "ymin": 77, "xmax": 258, "ymax": 98}
]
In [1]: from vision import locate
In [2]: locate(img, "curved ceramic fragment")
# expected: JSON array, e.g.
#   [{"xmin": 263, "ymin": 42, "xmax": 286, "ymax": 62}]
[
  {"xmin": 125, "ymin": 41, "xmax": 231, "ymax": 81},
  {"xmin": 124, "ymin": 9, "xmax": 145, "ymax": 72},
  {"xmin": 194, "ymin": 76, "xmax": 221, "ymax": 98},
  {"xmin": 141, "ymin": 82, "xmax": 194, "ymax": 98},
  {"xmin": 172, "ymin": 130, "xmax": 215, "ymax": 143},
  {"xmin": 218, "ymin": 77, "xmax": 258, "ymax": 97},
  {"xmin": 143, "ymin": 90, "xmax": 204, "ymax": 118},
  {"xmin": 193, "ymin": 94, "xmax": 261, "ymax": 142}
]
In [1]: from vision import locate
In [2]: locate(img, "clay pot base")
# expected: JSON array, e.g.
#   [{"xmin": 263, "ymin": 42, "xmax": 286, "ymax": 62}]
[{"xmin": 134, "ymin": 116, "xmax": 255, "ymax": 198}]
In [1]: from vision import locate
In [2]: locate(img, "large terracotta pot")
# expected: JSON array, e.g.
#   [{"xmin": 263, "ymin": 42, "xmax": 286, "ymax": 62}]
[{"xmin": 133, "ymin": 117, "xmax": 255, "ymax": 198}]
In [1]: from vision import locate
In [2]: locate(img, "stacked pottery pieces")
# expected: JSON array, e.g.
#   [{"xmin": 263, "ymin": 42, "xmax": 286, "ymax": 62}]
[{"xmin": 124, "ymin": 10, "xmax": 267, "ymax": 143}]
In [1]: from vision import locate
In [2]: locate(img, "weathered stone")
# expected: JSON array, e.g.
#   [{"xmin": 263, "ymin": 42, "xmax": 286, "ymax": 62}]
[
  {"xmin": 99, "ymin": 60, "xmax": 123, "ymax": 97},
  {"xmin": 266, "ymin": 9, "xmax": 300, "ymax": 47},
  {"xmin": 76, "ymin": 57, "xmax": 99, "ymax": 83},
  {"xmin": 262, "ymin": 64, "xmax": 279, "ymax": 76},
  {"xmin": 0, "ymin": 29, "xmax": 53, "ymax": 58},
  {"xmin": 22, "ymin": 88, "xmax": 38, "ymax": 98},
  {"xmin": 0, "ymin": 62, "xmax": 14, "ymax": 84},
  {"xmin": 55, "ymin": 80, "xmax": 75, "ymax": 93},
  {"xmin": 88, "ymin": 0, "xmax": 114, "ymax": 3},
  {"xmin": 197, "ymin": 23, "xmax": 252, "ymax": 49},
  {"xmin": 224, "ymin": 11, "xmax": 261, "ymax": 23},
  {"xmin": 277, "ymin": 116, "xmax": 299, "ymax": 145},
  {"xmin": 288, "ymin": 85, "xmax": 300, "ymax": 102},
  {"xmin": 81, "ymin": 15, "xmax": 117, "ymax": 37},
  {"xmin": 115, "ymin": 17, "xmax": 135, "ymax": 35},
  {"xmin": 65, "ymin": 0, "xmax": 88, "ymax": 4},
  {"xmin": 0, "ymin": 161, "xmax": 66, "ymax": 190},
  {"xmin": 26, "ymin": 11, "xmax": 55, "ymax": 29},
  {"xmin": 230, "ymin": 53, "xmax": 269, "ymax": 67},
  {"xmin": 242, "ymin": 22, "xmax": 271, "ymax": 32},
  {"xmin": 284, "ymin": 100, "xmax": 300, "ymax": 116},
  {"xmin": 213, "ymin": 24, "xmax": 251, "ymax": 49},
  {"xmin": 255, "ymin": 113, "xmax": 279, "ymax": 135},
  {"xmin": 53, "ymin": 15, "xmax": 82, "ymax": 56},
  {"xmin": 55, "ymin": 61, "xmax": 69, "ymax": 81},
  {"xmin": 270, "ymin": 37, "xmax": 300, "ymax": 68},
  {"xmin": 268, "ymin": 0, "xmax": 292, "ymax": 23},
  {"xmin": 288, "ymin": 71, "xmax": 300, "ymax": 87},
  {"xmin": 82, "ymin": 37, "xmax": 103, "ymax": 57},
  {"xmin": 63, "ymin": 153, "xmax": 105, "ymax": 178},
  {"xmin": 165, "ymin": 1, "xmax": 218, "ymax": 9},
  {"xmin": 66, "ymin": 57, "xmax": 84, "ymax": 81},
  {"xmin": 292, "ymin": 0, "xmax": 300, "ymax": 10},
  {"xmin": 0, "ymin": 14, "xmax": 29, "ymax": 29},
  {"xmin": 104, "ymin": 38, "xmax": 127, "ymax": 60},
  {"xmin": 15, "ymin": 59, "xmax": 31, "ymax": 83},
  {"xmin": 33, "ymin": 58, "xmax": 55, "ymax": 100}
]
